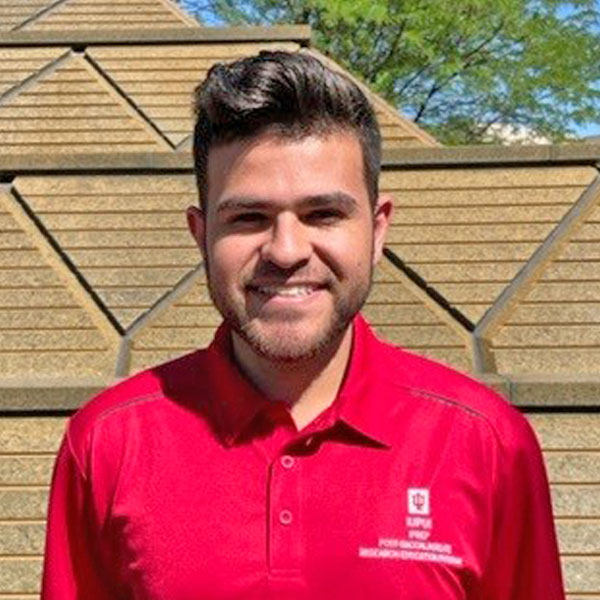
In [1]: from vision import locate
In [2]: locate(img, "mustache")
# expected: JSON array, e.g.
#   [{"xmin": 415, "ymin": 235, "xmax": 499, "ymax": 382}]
[{"xmin": 245, "ymin": 262, "xmax": 332, "ymax": 286}]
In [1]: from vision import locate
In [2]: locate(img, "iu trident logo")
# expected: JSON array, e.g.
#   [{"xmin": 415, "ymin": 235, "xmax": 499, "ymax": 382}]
[{"xmin": 408, "ymin": 488, "xmax": 430, "ymax": 515}]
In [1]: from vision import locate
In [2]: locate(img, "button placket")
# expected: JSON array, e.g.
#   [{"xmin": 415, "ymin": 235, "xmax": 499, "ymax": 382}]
[
  {"xmin": 281, "ymin": 455, "xmax": 295, "ymax": 469},
  {"xmin": 267, "ymin": 451, "xmax": 303, "ymax": 575}
]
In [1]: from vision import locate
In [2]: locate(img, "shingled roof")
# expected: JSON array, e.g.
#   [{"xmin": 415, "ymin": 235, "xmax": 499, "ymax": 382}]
[
  {"xmin": 0, "ymin": 0, "xmax": 598, "ymax": 412},
  {"xmin": 2, "ymin": 145, "xmax": 600, "ymax": 408}
]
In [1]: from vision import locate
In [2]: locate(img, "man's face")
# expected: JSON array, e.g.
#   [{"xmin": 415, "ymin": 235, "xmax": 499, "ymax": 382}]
[{"xmin": 187, "ymin": 130, "xmax": 391, "ymax": 363}]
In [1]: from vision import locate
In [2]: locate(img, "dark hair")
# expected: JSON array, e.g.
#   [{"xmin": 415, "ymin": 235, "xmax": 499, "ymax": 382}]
[{"xmin": 193, "ymin": 50, "xmax": 381, "ymax": 210}]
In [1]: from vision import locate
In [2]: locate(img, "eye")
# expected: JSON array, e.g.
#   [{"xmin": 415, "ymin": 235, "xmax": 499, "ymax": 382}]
[
  {"xmin": 304, "ymin": 208, "xmax": 344, "ymax": 224},
  {"xmin": 229, "ymin": 212, "xmax": 268, "ymax": 225}
]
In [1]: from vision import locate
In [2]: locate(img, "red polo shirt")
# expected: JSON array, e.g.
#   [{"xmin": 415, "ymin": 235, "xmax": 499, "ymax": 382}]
[{"xmin": 42, "ymin": 315, "xmax": 564, "ymax": 599}]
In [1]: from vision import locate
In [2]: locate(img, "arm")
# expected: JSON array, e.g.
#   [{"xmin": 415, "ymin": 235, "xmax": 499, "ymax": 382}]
[
  {"xmin": 41, "ymin": 433, "xmax": 118, "ymax": 600},
  {"xmin": 479, "ymin": 414, "xmax": 565, "ymax": 600}
]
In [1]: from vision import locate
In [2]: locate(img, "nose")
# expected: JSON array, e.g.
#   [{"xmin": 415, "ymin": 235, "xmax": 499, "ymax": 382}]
[{"xmin": 260, "ymin": 213, "xmax": 311, "ymax": 269}]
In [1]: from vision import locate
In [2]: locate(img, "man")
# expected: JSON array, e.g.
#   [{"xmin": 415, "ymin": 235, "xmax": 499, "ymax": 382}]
[{"xmin": 42, "ymin": 51, "xmax": 564, "ymax": 599}]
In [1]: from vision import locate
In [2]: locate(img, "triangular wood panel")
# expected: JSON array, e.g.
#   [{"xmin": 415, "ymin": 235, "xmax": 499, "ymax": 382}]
[
  {"xmin": 381, "ymin": 166, "xmax": 597, "ymax": 324},
  {"xmin": 0, "ymin": 188, "xmax": 116, "ymax": 378},
  {"xmin": 490, "ymin": 190, "xmax": 600, "ymax": 374},
  {"xmin": 0, "ymin": 47, "xmax": 66, "ymax": 96},
  {"xmin": 0, "ymin": 0, "xmax": 51, "ymax": 31},
  {"xmin": 363, "ymin": 255, "xmax": 472, "ymax": 371},
  {"xmin": 128, "ymin": 266, "xmax": 221, "ymax": 374},
  {"xmin": 15, "ymin": 174, "xmax": 200, "ymax": 331},
  {"xmin": 86, "ymin": 41, "xmax": 301, "ymax": 146},
  {"xmin": 0, "ymin": 53, "xmax": 171, "ymax": 153},
  {"xmin": 22, "ymin": 0, "xmax": 196, "ymax": 30}
]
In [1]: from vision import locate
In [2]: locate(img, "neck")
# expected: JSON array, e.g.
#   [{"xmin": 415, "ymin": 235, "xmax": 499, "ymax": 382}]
[{"xmin": 231, "ymin": 326, "xmax": 354, "ymax": 430}]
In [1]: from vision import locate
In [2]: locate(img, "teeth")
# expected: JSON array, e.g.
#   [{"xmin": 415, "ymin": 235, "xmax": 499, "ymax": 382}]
[{"xmin": 257, "ymin": 285, "xmax": 315, "ymax": 297}]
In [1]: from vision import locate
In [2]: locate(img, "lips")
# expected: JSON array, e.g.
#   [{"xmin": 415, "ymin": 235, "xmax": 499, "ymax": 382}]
[{"xmin": 247, "ymin": 282, "xmax": 326, "ymax": 299}]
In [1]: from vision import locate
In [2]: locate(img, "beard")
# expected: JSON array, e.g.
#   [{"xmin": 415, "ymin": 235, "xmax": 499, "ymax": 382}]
[{"xmin": 205, "ymin": 262, "xmax": 373, "ymax": 364}]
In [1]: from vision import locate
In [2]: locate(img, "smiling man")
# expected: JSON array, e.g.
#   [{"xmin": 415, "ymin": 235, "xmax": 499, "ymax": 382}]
[{"xmin": 42, "ymin": 51, "xmax": 564, "ymax": 599}]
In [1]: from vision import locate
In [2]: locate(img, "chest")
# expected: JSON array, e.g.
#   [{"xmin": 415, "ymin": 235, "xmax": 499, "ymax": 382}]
[{"xmin": 107, "ymin": 429, "xmax": 492, "ymax": 600}]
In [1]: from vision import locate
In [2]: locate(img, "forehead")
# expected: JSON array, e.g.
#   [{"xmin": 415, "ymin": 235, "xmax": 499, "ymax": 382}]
[{"xmin": 205, "ymin": 131, "xmax": 369, "ymax": 212}]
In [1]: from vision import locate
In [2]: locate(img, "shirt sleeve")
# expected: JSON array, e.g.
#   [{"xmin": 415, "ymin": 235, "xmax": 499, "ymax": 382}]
[
  {"xmin": 479, "ymin": 414, "xmax": 565, "ymax": 600},
  {"xmin": 41, "ymin": 433, "xmax": 118, "ymax": 600}
]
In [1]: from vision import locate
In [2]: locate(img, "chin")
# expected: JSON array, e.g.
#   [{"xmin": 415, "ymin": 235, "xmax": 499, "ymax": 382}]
[{"xmin": 239, "ymin": 320, "xmax": 347, "ymax": 364}]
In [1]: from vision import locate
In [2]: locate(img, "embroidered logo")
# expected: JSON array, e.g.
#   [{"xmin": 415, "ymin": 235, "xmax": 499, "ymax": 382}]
[
  {"xmin": 358, "ymin": 486, "xmax": 464, "ymax": 567},
  {"xmin": 408, "ymin": 487, "xmax": 430, "ymax": 515}
]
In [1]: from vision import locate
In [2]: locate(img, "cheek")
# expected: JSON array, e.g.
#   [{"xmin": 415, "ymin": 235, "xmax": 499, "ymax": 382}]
[
  {"xmin": 208, "ymin": 238, "xmax": 256, "ymax": 282},
  {"xmin": 327, "ymin": 230, "xmax": 374, "ymax": 274}
]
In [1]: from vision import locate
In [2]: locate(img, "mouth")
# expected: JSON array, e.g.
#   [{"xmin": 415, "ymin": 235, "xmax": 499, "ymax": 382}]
[{"xmin": 247, "ymin": 283, "xmax": 325, "ymax": 299}]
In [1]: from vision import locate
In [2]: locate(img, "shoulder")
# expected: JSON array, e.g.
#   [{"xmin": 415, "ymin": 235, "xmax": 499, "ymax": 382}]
[
  {"xmin": 66, "ymin": 349, "xmax": 209, "ymax": 455},
  {"xmin": 372, "ymin": 334, "xmax": 535, "ymax": 446}
]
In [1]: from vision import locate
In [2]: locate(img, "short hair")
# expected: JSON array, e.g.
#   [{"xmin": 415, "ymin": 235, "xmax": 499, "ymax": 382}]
[{"xmin": 193, "ymin": 50, "xmax": 381, "ymax": 210}]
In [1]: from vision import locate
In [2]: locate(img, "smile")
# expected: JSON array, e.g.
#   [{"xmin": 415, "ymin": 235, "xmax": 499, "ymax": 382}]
[{"xmin": 254, "ymin": 285, "xmax": 319, "ymax": 298}]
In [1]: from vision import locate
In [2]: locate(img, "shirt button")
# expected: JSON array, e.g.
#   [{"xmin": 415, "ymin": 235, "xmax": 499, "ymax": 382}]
[
  {"xmin": 281, "ymin": 455, "xmax": 295, "ymax": 469},
  {"xmin": 279, "ymin": 510, "xmax": 293, "ymax": 525}
]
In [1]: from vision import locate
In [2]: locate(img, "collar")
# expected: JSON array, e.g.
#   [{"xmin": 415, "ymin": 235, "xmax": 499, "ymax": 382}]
[
  {"xmin": 204, "ymin": 323, "xmax": 273, "ymax": 447},
  {"xmin": 204, "ymin": 314, "xmax": 399, "ymax": 448},
  {"xmin": 335, "ymin": 314, "xmax": 396, "ymax": 448}
]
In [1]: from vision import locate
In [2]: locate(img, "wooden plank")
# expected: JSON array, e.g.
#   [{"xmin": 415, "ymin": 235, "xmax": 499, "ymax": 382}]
[
  {"xmin": 0, "ymin": 523, "xmax": 44, "ymax": 555},
  {"xmin": 139, "ymin": 306, "xmax": 229, "ymax": 329},
  {"xmin": 551, "ymin": 485, "xmax": 600, "ymax": 517},
  {"xmin": 413, "ymin": 262, "xmax": 523, "ymax": 283},
  {"xmin": 95, "ymin": 287, "xmax": 173, "ymax": 308},
  {"xmin": 391, "ymin": 204, "xmax": 570, "ymax": 225},
  {"xmin": 544, "ymin": 452, "xmax": 600, "ymax": 483},
  {"xmin": 422, "ymin": 282, "xmax": 506, "ymax": 303},
  {"xmin": 0, "ymin": 117, "xmax": 149, "ymax": 132},
  {"xmin": 556, "ymin": 520, "xmax": 600, "ymax": 554},
  {"xmin": 527, "ymin": 281, "xmax": 600, "ymax": 302},
  {"xmin": 384, "ymin": 187, "xmax": 588, "ymax": 207},
  {"xmin": 542, "ymin": 261, "xmax": 600, "ymax": 280},
  {"xmin": 87, "ymin": 42, "xmax": 300, "ymax": 61},
  {"xmin": 0, "ymin": 330, "xmax": 108, "ymax": 352},
  {"xmin": 0, "ymin": 490, "xmax": 48, "ymax": 520},
  {"xmin": 386, "ymin": 222, "xmax": 557, "ymax": 243},
  {"xmin": 575, "ymin": 223, "xmax": 600, "ymax": 241},
  {"xmin": 381, "ymin": 167, "xmax": 596, "ymax": 189},
  {"xmin": 0, "ymin": 419, "xmax": 65, "ymax": 454},
  {"xmin": 0, "ymin": 130, "xmax": 162, "ymax": 144},
  {"xmin": 359, "ymin": 304, "xmax": 441, "ymax": 325},
  {"xmin": 0, "ymin": 456, "xmax": 55, "ymax": 486},
  {"xmin": 493, "ymin": 325, "xmax": 600, "ymax": 347},
  {"xmin": 0, "ymin": 350, "xmax": 114, "ymax": 377},
  {"xmin": 527, "ymin": 415, "xmax": 600, "ymax": 449},
  {"xmin": 55, "ymin": 230, "xmax": 195, "ymax": 248},
  {"xmin": 0, "ymin": 105, "xmax": 125, "ymax": 118},
  {"xmin": 85, "ymin": 267, "xmax": 192, "ymax": 287},
  {"xmin": 0, "ymin": 289, "xmax": 78, "ymax": 308},
  {"xmin": 0, "ymin": 309, "xmax": 95, "ymax": 330},
  {"xmin": 16, "ymin": 175, "xmax": 195, "ymax": 196},
  {"xmin": 392, "ymin": 242, "xmax": 538, "ymax": 263},
  {"xmin": 563, "ymin": 557, "xmax": 600, "ymax": 594},
  {"xmin": 0, "ymin": 558, "xmax": 41, "ymax": 594},
  {"xmin": 496, "ymin": 348, "xmax": 600, "ymax": 374},
  {"xmin": 0, "ymin": 269, "xmax": 58, "ymax": 288},
  {"xmin": 64, "ymin": 248, "xmax": 199, "ymax": 268},
  {"xmin": 22, "ymin": 195, "xmax": 194, "ymax": 213},
  {"xmin": 506, "ymin": 303, "xmax": 600, "ymax": 325}
]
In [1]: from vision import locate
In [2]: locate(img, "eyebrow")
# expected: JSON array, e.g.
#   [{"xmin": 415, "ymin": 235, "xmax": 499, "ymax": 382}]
[{"xmin": 216, "ymin": 192, "xmax": 359, "ymax": 214}]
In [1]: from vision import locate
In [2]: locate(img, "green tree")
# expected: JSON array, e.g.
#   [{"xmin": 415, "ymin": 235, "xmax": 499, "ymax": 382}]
[{"xmin": 177, "ymin": 0, "xmax": 600, "ymax": 145}]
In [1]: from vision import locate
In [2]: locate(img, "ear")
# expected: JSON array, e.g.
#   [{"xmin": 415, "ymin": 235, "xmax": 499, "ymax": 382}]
[
  {"xmin": 186, "ymin": 206, "xmax": 206, "ymax": 256},
  {"xmin": 372, "ymin": 193, "xmax": 393, "ymax": 265}
]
